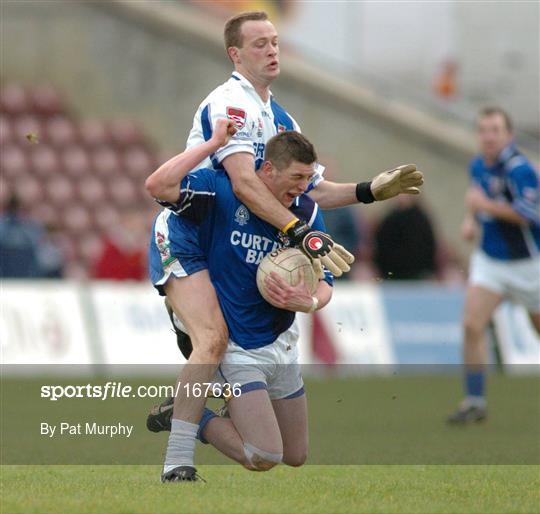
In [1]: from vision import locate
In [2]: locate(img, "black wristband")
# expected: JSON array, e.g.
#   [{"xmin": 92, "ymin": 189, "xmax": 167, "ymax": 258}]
[
  {"xmin": 285, "ymin": 219, "xmax": 311, "ymax": 244},
  {"xmin": 356, "ymin": 181, "xmax": 375, "ymax": 204}
]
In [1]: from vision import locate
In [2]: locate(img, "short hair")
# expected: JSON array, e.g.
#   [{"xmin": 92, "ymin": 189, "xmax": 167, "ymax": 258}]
[
  {"xmin": 224, "ymin": 11, "xmax": 268, "ymax": 50},
  {"xmin": 264, "ymin": 131, "xmax": 317, "ymax": 171},
  {"xmin": 478, "ymin": 106, "xmax": 513, "ymax": 132}
]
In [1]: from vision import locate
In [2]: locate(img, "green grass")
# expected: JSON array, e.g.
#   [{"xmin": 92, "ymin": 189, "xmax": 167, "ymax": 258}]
[{"xmin": 1, "ymin": 465, "xmax": 539, "ymax": 514}]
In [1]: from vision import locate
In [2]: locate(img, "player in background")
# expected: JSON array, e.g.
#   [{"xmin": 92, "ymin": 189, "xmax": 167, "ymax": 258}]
[
  {"xmin": 150, "ymin": 10, "xmax": 424, "ymax": 480},
  {"xmin": 447, "ymin": 107, "xmax": 540, "ymax": 424},
  {"xmin": 148, "ymin": 122, "xmax": 333, "ymax": 480}
]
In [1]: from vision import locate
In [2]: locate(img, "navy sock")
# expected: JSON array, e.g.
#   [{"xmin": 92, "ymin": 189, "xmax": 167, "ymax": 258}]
[{"xmin": 465, "ymin": 370, "xmax": 485, "ymax": 405}]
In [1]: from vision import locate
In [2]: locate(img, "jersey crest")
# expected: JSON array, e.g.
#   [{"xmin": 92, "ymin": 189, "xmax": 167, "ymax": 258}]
[
  {"xmin": 156, "ymin": 231, "xmax": 175, "ymax": 268},
  {"xmin": 226, "ymin": 106, "xmax": 247, "ymax": 129},
  {"xmin": 234, "ymin": 205, "xmax": 250, "ymax": 226}
]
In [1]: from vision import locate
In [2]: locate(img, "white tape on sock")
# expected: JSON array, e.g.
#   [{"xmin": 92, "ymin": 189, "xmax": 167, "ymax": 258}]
[{"xmin": 243, "ymin": 442, "xmax": 282, "ymax": 471}]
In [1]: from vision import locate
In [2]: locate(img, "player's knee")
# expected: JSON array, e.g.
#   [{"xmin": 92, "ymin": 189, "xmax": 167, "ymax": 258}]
[
  {"xmin": 243, "ymin": 442, "xmax": 282, "ymax": 472},
  {"xmin": 191, "ymin": 325, "xmax": 228, "ymax": 361},
  {"xmin": 243, "ymin": 458, "xmax": 279, "ymax": 472},
  {"xmin": 463, "ymin": 315, "xmax": 485, "ymax": 341},
  {"xmin": 528, "ymin": 313, "xmax": 540, "ymax": 336},
  {"xmin": 282, "ymin": 449, "xmax": 307, "ymax": 467}
]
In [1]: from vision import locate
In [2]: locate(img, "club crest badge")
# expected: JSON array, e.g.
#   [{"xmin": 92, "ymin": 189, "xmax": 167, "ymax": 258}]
[
  {"xmin": 226, "ymin": 106, "xmax": 247, "ymax": 129},
  {"xmin": 489, "ymin": 177, "xmax": 503, "ymax": 196},
  {"xmin": 234, "ymin": 205, "xmax": 250, "ymax": 226},
  {"xmin": 156, "ymin": 231, "xmax": 175, "ymax": 268}
]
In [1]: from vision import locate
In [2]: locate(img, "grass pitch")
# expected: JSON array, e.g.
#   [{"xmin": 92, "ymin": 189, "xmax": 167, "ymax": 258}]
[{"xmin": 1, "ymin": 464, "xmax": 539, "ymax": 514}]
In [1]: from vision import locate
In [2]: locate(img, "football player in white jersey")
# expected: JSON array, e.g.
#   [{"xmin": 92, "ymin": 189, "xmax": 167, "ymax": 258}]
[{"xmin": 148, "ymin": 11, "xmax": 424, "ymax": 480}]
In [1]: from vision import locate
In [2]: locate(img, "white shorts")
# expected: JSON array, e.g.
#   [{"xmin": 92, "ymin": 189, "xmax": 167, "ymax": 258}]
[
  {"xmin": 215, "ymin": 321, "xmax": 304, "ymax": 401},
  {"xmin": 469, "ymin": 250, "xmax": 540, "ymax": 312}
]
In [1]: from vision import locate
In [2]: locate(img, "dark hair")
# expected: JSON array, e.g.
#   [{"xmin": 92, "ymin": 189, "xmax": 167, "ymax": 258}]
[
  {"xmin": 478, "ymin": 106, "xmax": 513, "ymax": 132},
  {"xmin": 264, "ymin": 131, "xmax": 317, "ymax": 170},
  {"xmin": 224, "ymin": 11, "xmax": 268, "ymax": 50}
]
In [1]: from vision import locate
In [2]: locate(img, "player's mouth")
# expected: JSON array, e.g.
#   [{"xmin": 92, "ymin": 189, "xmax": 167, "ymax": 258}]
[
  {"xmin": 285, "ymin": 192, "xmax": 297, "ymax": 204},
  {"xmin": 267, "ymin": 60, "xmax": 279, "ymax": 70}
]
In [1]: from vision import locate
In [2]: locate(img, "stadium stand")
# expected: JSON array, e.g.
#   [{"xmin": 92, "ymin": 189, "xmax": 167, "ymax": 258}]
[{"xmin": 0, "ymin": 82, "xmax": 159, "ymax": 279}]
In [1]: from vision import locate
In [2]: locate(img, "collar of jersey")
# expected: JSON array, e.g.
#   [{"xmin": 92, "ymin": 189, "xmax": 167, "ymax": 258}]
[
  {"xmin": 231, "ymin": 71, "xmax": 273, "ymax": 104},
  {"xmin": 481, "ymin": 142, "xmax": 517, "ymax": 171},
  {"xmin": 496, "ymin": 142, "xmax": 517, "ymax": 166}
]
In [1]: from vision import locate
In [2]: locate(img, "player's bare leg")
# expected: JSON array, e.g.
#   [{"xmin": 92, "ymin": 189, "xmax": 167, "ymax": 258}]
[
  {"xmin": 272, "ymin": 394, "xmax": 308, "ymax": 467},
  {"xmin": 463, "ymin": 286, "xmax": 503, "ymax": 368},
  {"xmin": 527, "ymin": 311, "xmax": 540, "ymax": 336},
  {"xmin": 161, "ymin": 270, "xmax": 228, "ymax": 481},
  {"xmin": 198, "ymin": 415, "xmax": 248, "ymax": 465},
  {"xmin": 200, "ymin": 389, "xmax": 284, "ymax": 471},
  {"xmin": 448, "ymin": 285, "xmax": 503, "ymax": 424}
]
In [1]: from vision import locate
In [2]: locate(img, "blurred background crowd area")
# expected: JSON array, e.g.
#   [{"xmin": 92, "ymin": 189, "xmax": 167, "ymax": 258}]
[
  {"xmin": 0, "ymin": 83, "xmax": 159, "ymax": 280},
  {"xmin": 1, "ymin": 0, "xmax": 538, "ymax": 282}
]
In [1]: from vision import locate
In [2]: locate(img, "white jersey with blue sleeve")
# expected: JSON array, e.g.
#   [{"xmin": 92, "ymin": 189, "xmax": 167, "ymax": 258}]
[
  {"xmin": 186, "ymin": 71, "xmax": 324, "ymax": 189},
  {"xmin": 151, "ymin": 168, "xmax": 333, "ymax": 350}
]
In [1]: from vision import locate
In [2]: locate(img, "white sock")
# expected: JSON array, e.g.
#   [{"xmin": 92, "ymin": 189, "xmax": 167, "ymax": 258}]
[
  {"xmin": 464, "ymin": 396, "xmax": 487, "ymax": 409},
  {"xmin": 163, "ymin": 419, "xmax": 198, "ymax": 473}
]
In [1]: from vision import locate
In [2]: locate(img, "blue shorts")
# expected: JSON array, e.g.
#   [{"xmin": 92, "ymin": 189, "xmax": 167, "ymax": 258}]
[{"xmin": 148, "ymin": 209, "xmax": 208, "ymax": 296}]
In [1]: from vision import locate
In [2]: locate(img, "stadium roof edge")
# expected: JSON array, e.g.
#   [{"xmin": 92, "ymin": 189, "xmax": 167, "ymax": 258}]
[{"xmin": 100, "ymin": 0, "xmax": 537, "ymax": 165}]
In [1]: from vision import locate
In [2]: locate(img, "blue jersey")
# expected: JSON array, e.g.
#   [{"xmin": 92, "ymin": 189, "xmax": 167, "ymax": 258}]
[
  {"xmin": 470, "ymin": 144, "xmax": 540, "ymax": 260},
  {"xmin": 164, "ymin": 169, "xmax": 333, "ymax": 350}
]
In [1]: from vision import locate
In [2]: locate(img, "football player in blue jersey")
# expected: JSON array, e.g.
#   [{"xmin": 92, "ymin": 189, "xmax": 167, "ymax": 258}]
[
  {"xmin": 146, "ymin": 9, "xmax": 424, "ymax": 481},
  {"xmin": 447, "ymin": 107, "xmax": 540, "ymax": 424},
  {"xmin": 147, "ymin": 121, "xmax": 335, "ymax": 481}
]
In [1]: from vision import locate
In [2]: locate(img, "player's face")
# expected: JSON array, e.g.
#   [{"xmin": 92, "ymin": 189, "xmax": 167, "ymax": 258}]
[
  {"xmin": 477, "ymin": 114, "xmax": 512, "ymax": 162},
  {"xmin": 237, "ymin": 21, "xmax": 280, "ymax": 84},
  {"xmin": 268, "ymin": 161, "xmax": 315, "ymax": 207}
]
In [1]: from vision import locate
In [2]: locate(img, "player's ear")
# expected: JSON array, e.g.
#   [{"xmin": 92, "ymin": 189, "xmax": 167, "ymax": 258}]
[
  {"xmin": 261, "ymin": 160, "xmax": 273, "ymax": 177},
  {"xmin": 228, "ymin": 47, "xmax": 240, "ymax": 64}
]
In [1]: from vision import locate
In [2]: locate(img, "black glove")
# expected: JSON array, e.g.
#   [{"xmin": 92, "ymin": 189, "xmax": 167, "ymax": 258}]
[{"xmin": 285, "ymin": 220, "xmax": 354, "ymax": 277}]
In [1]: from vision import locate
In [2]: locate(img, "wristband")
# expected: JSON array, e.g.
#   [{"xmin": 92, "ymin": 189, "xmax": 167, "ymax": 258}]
[
  {"xmin": 308, "ymin": 296, "xmax": 319, "ymax": 313},
  {"xmin": 356, "ymin": 181, "xmax": 375, "ymax": 204},
  {"xmin": 281, "ymin": 217, "xmax": 299, "ymax": 234}
]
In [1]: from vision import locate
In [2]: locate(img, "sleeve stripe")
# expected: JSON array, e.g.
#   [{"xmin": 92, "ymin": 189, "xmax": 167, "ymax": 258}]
[
  {"xmin": 201, "ymin": 103, "xmax": 223, "ymax": 168},
  {"xmin": 514, "ymin": 200, "xmax": 539, "ymax": 221},
  {"xmin": 504, "ymin": 155, "xmax": 526, "ymax": 171},
  {"xmin": 201, "ymin": 104, "xmax": 212, "ymax": 142},
  {"xmin": 308, "ymin": 202, "xmax": 318, "ymax": 227},
  {"xmin": 179, "ymin": 189, "xmax": 216, "ymax": 196}
]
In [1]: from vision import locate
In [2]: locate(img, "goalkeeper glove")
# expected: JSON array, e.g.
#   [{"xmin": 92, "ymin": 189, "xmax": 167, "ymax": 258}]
[
  {"xmin": 284, "ymin": 219, "xmax": 354, "ymax": 277},
  {"xmin": 356, "ymin": 164, "xmax": 424, "ymax": 203}
]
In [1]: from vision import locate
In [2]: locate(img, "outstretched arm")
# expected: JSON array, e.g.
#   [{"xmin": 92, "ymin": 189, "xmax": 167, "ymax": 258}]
[
  {"xmin": 309, "ymin": 164, "xmax": 424, "ymax": 209},
  {"xmin": 145, "ymin": 119, "xmax": 236, "ymax": 203}
]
